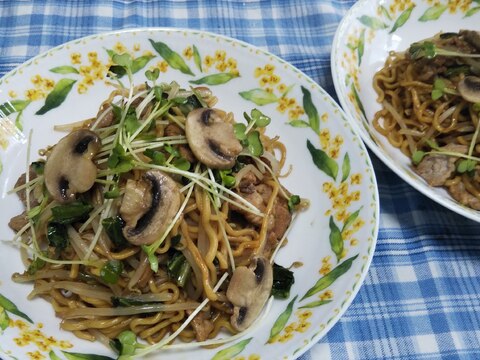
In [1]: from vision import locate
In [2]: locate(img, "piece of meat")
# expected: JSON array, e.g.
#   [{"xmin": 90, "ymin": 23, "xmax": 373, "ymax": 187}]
[
  {"xmin": 448, "ymin": 181, "xmax": 480, "ymax": 210},
  {"xmin": 238, "ymin": 171, "xmax": 260, "ymax": 194},
  {"xmin": 164, "ymin": 124, "xmax": 195, "ymax": 163},
  {"xmin": 414, "ymin": 144, "xmax": 467, "ymax": 186},
  {"xmin": 235, "ymin": 190, "xmax": 266, "ymax": 226},
  {"xmin": 8, "ymin": 211, "xmax": 29, "ymax": 232},
  {"xmin": 187, "ymin": 310, "xmax": 214, "ymax": 342},
  {"xmin": 233, "ymin": 183, "xmax": 292, "ymax": 257},
  {"xmin": 94, "ymin": 103, "xmax": 115, "ymax": 128},
  {"xmin": 263, "ymin": 197, "xmax": 292, "ymax": 258}
]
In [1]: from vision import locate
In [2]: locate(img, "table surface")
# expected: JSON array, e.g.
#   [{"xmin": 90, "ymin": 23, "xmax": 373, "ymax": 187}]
[{"xmin": 1, "ymin": 1, "xmax": 480, "ymax": 359}]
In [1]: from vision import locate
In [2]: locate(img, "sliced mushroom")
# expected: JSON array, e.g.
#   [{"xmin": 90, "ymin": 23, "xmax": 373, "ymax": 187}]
[
  {"xmin": 461, "ymin": 30, "xmax": 480, "ymax": 52},
  {"xmin": 457, "ymin": 76, "xmax": 480, "ymax": 103},
  {"xmin": 120, "ymin": 170, "xmax": 181, "ymax": 246},
  {"xmin": 226, "ymin": 256, "xmax": 273, "ymax": 331},
  {"xmin": 185, "ymin": 108, "xmax": 242, "ymax": 169},
  {"xmin": 44, "ymin": 129, "xmax": 101, "ymax": 203}
]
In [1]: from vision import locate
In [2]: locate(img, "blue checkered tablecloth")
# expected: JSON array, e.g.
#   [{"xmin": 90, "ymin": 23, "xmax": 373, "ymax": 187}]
[{"xmin": 1, "ymin": 1, "xmax": 480, "ymax": 359}]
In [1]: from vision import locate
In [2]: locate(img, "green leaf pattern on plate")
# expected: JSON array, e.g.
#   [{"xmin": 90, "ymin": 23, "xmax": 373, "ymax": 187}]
[
  {"xmin": 301, "ymin": 254, "xmax": 359, "ymax": 300},
  {"xmin": 306, "ymin": 139, "xmax": 339, "ymax": 180},
  {"xmin": 419, "ymin": 4, "xmax": 447, "ymax": 21},
  {"xmin": 329, "ymin": 216, "xmax": 344, "ymax": 262},
  {"xmin": 357, "ymin": 15, "xmax": 388, "ymax": 29},
  {"xmin": 189, "ymin": 72, "xmax": 239, "ymax": 85},
  {"xmin": 210, "ymin": 338, "xmax": 253, "ymax": 360},
  {"xmin": 36, "ymin": 78, "xmax": 76, "ymax": 115},
  {"xmin": 149, "ymin": 39, "xmax": 195, "ymax": 76},
  {"xmin": 239, "ymin": 88, "xmax": 279, "ymax": 105},
  {"xmin": 267, "ymin": 295, "xmax": 298, "ymax": 343},
  {"xmin": 390, "ymin": 5, "xmax": 415, "ymax": 32},
  {"xmin": 0, "ymin": 293, "xmax": 33, "ymax": 323}
]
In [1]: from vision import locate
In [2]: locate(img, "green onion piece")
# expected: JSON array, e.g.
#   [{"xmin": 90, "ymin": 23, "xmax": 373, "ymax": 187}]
[
  {"xmin": 217, "ymin": 169, "xmax": 236, "ymax": 188},
  {"xmin": 104, "ymin": 185, "xmax": 121, "ymax": 199},
  {"xmin": 101, "ymin": 260, "xmax": 124, "ymax": 284},
  {"xmin": 111, "ymin": 330, "xmax": 139, "ymax": 356},
  {"xmin": 457, "ymin": 159, "xmax": 476, "ymax": 173},
  {"xmin": 31, "ymin": 161, "xmax": 45, "ymax": 175},
  {"xmin": 145, "ymin": 68, "xmax": 160, "ymax": 82},
  {"xmin": 143, "ymin": 149, "xmax": 166, "ymax": 165},
  {"xmin": 102, "ymin": 216, "xmax": 129, "ymax": 249},
  {"xmin": 178, "ymin": 94, "xmax": 203, "ymax": 116},
  {"xmin": 271, "ymin": 263, "xmax": 295, "ymax": 299},
  {"xmin": 251, "ymin": 108, "xmax": 271, "ymax": 127},
  {"xmin": 164, "ymin": 143, "xmax": 180, "ymax": 157},
  {"xmin": 412, "ymin": 150, "xmax": 427, "ymax": 165},
  {"xmin": 50, "ymin": 201, "xmax": 93, "ymax": 224},
  {"xmin": 170, "ymin": 234, "xmax": 182, "ymax": 247},
  {"xmin": 47, "ymin": 222, "xmax": 68, "ymax": 250},
  {"xmin": 172, "ymin": 157, "xmax": 191, "ymax": 171},
  {"xmin": 112, "ymin": 53, "xmax": 133, "ymax": 68},
  {"xmin": 233, "ymin": 123, "xmax": 247, "ymax": 140},
  {"xmin": 27, "ymin": 255, "xmax": 46, "ymax": 275},
  {"xmin": 288, "ymin": 195, "xmax": 301, "ymax": 212},
  {"xmin": 167, "ymin": 251, "xmax": 191, "ymax": 288},
  {"xmin": 247, "ymin": 130, "xmax": 264, "ymax": 156},
  {"xmin": 107, "ymin": 143, "xmax": 134, "ymax": 173}
]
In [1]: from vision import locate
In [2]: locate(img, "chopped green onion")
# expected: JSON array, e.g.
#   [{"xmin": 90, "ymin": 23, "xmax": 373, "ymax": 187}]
[
  {"xmin": 247, "ymin": 130, "xmax": 263, "ymax": 156},
  {"xmin": 51, "ymin": 201, "xmax": 93, "ymax": 224},
  {"xmin": 271, "ymin": 263, "xmax": 295, "ymax": 299},
  {"xmin": 288, "ymin": 195, "xmax": 301, "ymax": 212},
  {"xmin": 47, "ymin": 222, "xmax": 68, "ymax": 250},
  {"xmin": 412, "ymin": 150, "xmax": 427, "ymax": 165},
  {"xmin": 27, "ymin": 255, "xmax": 46, "ymax": 275},
  {"xmin": 167, "ymin": 251, "xmax": 191, "ymax": 288},
  {"xmin": 102, "ymin": 216, "xmax": 129, "ymax": 249},
  {"xmin": 457, "ymin": 159, "xmax": 476, "ymax": 173},
  {"xmin": 100, "ymin": 260, "xmax": 124, "ymax": 284},
  {"xmin": 31, "ymin": 161, "xmax": 45, "ymax": 175},
  {"xmin": 233, "ymin": 123, "xmax": 247, "ymax": 140},
  {"xmin": 143, "ymin": 148, "xmax": 166, "ymax": 165}
]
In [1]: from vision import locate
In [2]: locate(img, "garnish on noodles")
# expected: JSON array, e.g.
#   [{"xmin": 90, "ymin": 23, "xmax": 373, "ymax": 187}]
[
  {"xmin": 373, "ymin": 30, "xmax": 480, "ymax": 210},
  {"xmin": 7, "ymin": 56, "xmax": 306, "ymax": 357}
]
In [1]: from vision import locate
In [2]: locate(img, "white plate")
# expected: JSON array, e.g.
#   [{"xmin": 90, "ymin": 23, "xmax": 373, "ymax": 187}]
[
  {"xmin": 0, "ymin": 28, "xmax": 378, "ymax": 360},
  {"xmin": 332, "ymin": 0, "xmax": 480, "ymax": 222}
]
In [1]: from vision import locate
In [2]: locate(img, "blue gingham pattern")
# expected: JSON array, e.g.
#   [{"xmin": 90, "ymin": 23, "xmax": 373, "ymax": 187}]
[{"xmin": 1, "ymin": 1, "xmax": 480, "ymax": 359}]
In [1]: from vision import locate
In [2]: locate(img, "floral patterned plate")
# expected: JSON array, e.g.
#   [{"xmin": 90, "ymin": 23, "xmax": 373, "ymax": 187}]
[
  {"xmin": 0, "ymin": 29, "xmax": 378, "ymax": 360},
  {"xmin": 332, "ymin": 0, "xmax": 480, "ymax": 222}
]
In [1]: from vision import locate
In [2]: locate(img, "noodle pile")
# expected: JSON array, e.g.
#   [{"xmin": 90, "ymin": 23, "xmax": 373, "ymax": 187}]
[
  {"xmin": 8, "ymin": 77, "xmax": 303, "ymax": 353},
  {"xmin": 373, "ymin": 30, "xmax": 480, "ymax": 209}
]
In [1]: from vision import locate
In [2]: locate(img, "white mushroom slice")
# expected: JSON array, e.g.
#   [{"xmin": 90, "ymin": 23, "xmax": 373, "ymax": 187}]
[
  {"xmin": 44, "ymin": 129, "xmax": 101, "ymax": 203},
  {"xmin": 226, "ymin": 256, "xmax": 273, "ymax": 331},
  {"xmin": 120, "ymin": 170, "xmax": 181, "ymax": 246},
  {"xmin": 185, "ymin": 108, "xmax": 243, "ymax": 169},
  {"xmin": 457, "ymin": 76, "xmax": 480, "ymax": 103}
]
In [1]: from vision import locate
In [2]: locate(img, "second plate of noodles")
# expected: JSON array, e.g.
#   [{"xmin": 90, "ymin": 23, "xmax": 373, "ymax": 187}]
[
  {"xmin": 373, "ymin": 30, "xmax": 480, "ymax": 211},
  {"xmin": 332, "ymin": 0, "xmax": 480, "ymax": 222}
]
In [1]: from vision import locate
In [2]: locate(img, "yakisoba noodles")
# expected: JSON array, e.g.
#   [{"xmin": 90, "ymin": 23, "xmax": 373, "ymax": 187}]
[
  {"xmin": 373, "ymin": 30, "xmax": 480, "ymax": 210},
  {"xmin": 8, "ymin": 72, "xmax": 305, "ymax": 356}
]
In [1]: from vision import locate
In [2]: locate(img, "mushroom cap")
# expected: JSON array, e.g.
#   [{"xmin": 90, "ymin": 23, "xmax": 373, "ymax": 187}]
[
  {"xmin": 120, "ymin": 170, "xmax": 181, "ymax": 246},
  {"xmin": 185, "ymin": 108, "xmax": 243, "ymax": 169},
  {"xmin": 44, "ymin": 129, "xmax": 101, "ymax": 203},
  {"xmin": 226, "ymin": 256, "xmax": 273, "ymax": 331},
  {"xmin": 457, "ymin": 76, "xmax": 480, "ymax": 103}
]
